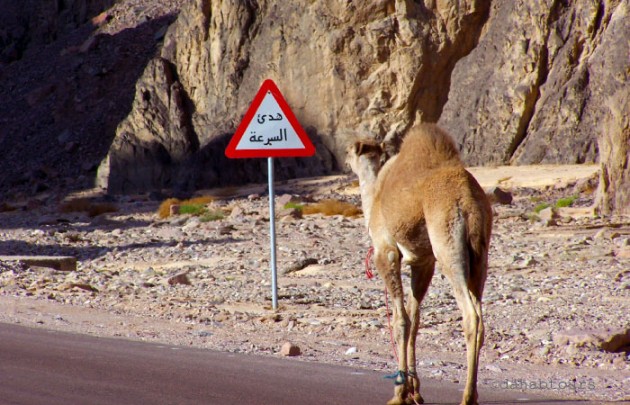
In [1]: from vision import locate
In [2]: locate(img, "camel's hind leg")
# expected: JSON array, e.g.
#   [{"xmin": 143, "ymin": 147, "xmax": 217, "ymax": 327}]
[
  {"xmin": 448, "ymin": 276, "xmax": 484, "ymax": 405},
  {"xmin": 404, "ymin": 257, "xmax": 435, "ymax": 405},
  {"xmin": 429, "ymin": 222, "xmax": 486, "ymax": 405},
  {"xmin": 374, "ymin": 244, "xmax": 410, "ymax": 405}
]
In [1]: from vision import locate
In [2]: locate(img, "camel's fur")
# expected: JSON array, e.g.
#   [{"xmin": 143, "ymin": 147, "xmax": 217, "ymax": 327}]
[{"xmin": 347, "ymin": 123, "xmax": 492, "ymax": 405}]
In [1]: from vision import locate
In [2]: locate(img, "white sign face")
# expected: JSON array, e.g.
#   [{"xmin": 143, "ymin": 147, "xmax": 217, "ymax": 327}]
[
  {"xmin": 234, "ymin": 91, "xmax": 306, "ymax": 150},
  {"xmin": 226, "ymin": 79, "xmax": 315, "ymax": 159}
]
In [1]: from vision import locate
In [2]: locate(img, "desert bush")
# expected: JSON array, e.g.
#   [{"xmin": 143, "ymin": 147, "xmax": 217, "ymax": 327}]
[
  {"xmin": 302, "ymin": 199, "xmax": 362, "ymax": 217},
  {"xmin": 178, "ymin": 203, "xmax": 206, "ymax": 216},
  {"xmin": 157, "ymin": 195, "xmax": 217, "ymax": 219},
  {"xmin": 283, "ymin": 201, "xmax": 304, "ymax": 211},
  {"xmin": 555, "ymin": 195, "xmax": 577, "ymax": 208}
]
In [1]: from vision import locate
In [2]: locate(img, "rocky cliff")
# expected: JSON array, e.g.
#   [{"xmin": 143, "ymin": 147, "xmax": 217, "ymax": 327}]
[
  {"xmin": 440, "ymin": 0, "xmax": 628, "ymax": 167},
  {"xmin": 97, "ymin": 0, "xmax": 628, "ymax": 198},
  {"xmin": 97, "ymin": 0, "xmax": 491, "ymax": 193},
  {"xmin": 1, "ymin": 0, "xmax": 628, "ymax": 214}
]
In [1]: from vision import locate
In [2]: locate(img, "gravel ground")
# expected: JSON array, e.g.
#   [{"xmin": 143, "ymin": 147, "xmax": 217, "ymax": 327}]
[{"xmin": 0, "ymin": 167, "xmax": 628, "ymax": 402}]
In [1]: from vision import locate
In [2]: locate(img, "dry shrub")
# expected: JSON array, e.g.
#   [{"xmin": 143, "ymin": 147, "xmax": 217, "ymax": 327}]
[
  {"xmin": 157, "ymin": 198, "xmax": 180, "ymax": 219},
  {"xmin": 157, "ymin": 195, "xmax": 215, "ymax": 219},
  {"xmin": 302, "ymin": 199, "xmax": 362, "ymax": 217},
  {"xmin": 185, "ymin": 196, "xmax": 214, "ymax": 205},
  {"xmin": 59, "ymin": 198, "xmax": 118, "ymax": 217}
]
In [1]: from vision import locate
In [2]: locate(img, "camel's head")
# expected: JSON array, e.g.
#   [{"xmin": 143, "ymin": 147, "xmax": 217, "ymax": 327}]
[{"xmin": 345, "ymin": 140, "xmax": 386, "ymax": 177}]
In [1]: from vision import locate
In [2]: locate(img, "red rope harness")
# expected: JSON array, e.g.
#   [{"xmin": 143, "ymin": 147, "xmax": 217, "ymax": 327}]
[
  {"xmin": 365, "ymin": 246, "xmax": 375, "ymax": 279},
  {"xmin": 364, "ymin": 246, "xmax": 398, "ymax": 362}
]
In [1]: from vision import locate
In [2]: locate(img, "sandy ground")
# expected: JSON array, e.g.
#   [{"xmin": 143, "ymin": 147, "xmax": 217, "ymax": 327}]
[{"xmin": 1, "ymin": 164, "xmax": 629, "ymax": 403}]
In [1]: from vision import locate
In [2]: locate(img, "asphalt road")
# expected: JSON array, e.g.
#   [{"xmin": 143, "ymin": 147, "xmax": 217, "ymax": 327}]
[{"xmin": 0, "ymin": 323, "xmax": 599, "ymax": 405}]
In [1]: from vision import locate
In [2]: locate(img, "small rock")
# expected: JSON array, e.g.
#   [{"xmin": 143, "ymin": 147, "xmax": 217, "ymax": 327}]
[
  {"xmin": 345, "ymin": 347, "xmax": 358, "ymax": 355},
  {"xmin": 283, "ymin": 258, "xmax": 319, "ymax": 275},
  {"xmin": 218, "ymin": 225, "xmax": 235, "ymax": 235},
  {"xmin": 616, "ymin": 246, "xmax": 630, "ymax": 259},
  {"xmin": 229, "ymin": 205, "xmax": 245, "ymax": 219},
  {"xmin": 553, "ymin": 328, "xmax": 630, "ymax": 353},
  {"xmin": 485, "ymin": 364, "xmax": 503, "ymax": 373},
  {"xmin": 277, "ymin": 207, "xmax": 302, "ymax": 219},
  {"xmin": 538, "ymin": 207, "xmax": 558, "ymax": 223},
  {"xmin": 486, "ymin": 187, "xmax": 513, "ymax": 205},
  {"xmin": 182, "ymin": 217, "xmax": 201, "ymax": 232},
  {"xmin": 280, "ymin": 342, "xmax": 301, "ymax": 356},
  {"xmin": 277, "ymin": 194, "xmax": 298, "ymax": 207},
  {"xmin": 167, "ymin": 271, "xmax": 191, "ymax": 286}
]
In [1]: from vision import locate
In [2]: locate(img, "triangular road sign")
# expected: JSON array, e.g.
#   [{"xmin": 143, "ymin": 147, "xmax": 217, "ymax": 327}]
[{"xmin": 225, "ymin": 79, "xmax": 316, "ymax": 158}]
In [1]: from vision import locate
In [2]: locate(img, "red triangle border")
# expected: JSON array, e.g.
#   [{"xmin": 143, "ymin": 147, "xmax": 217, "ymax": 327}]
[{"xmin": 225, "ymin": 79, "xmax": 316, "ymax": 159}]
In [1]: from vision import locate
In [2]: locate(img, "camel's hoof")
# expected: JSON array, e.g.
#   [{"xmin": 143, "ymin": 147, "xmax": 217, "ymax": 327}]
[
  {"xmin": 386, "ymin": 396, "xmax": 406, "ymax": 405},
  {"xmin": 459, "ymin": 399, "xmax": 478, "ymax": 405}
]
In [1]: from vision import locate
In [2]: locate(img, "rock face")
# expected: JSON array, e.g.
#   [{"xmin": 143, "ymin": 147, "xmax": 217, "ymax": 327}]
[
  {"xmin": 594, "ymin": 1, "xmax": 630, "ymax": 219},
  {"xmin": 97, "ymin": 0, "xmax": 629, "ymax": 197},
  {"xmin": 439, "ymin": 0, "xmax": 629, "ymax": 166},
  {"xmin": 1, "ymin": 0, "xmax": 628, "ymax": 216},
  {"xmin": 97, "ymin": 0, "xmax": 491, "ymax": 193}
]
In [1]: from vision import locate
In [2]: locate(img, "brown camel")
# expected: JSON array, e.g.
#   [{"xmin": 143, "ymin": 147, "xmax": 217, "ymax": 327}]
[{"xmin": 347, "ymin": 123, "xmax": 492, "ymax": 405}]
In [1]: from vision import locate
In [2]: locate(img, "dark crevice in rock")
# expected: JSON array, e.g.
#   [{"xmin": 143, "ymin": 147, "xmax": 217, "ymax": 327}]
[
  {"xmin": 507, "ymin": 44, "xmax": 548, "ymax": 162},
  {"xmin": 508, "ymin": 0, "xmax": 564, "ymax": 162},
  {"xmin": 164, "ymin": 58, "xmax": 200, "ymax": 154}
]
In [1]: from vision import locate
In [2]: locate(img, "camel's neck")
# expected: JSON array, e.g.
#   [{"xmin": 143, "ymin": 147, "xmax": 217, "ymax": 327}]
[{"xmin": 356, "ymin": 162, "xmax": 379, "ymax": 229}]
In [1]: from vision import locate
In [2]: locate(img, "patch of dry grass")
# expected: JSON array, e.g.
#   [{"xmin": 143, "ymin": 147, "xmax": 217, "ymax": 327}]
[
  {"xmin": 184, "ymin": 196, "xmax": 214, "ymax": 205},
  {"xmin": 302, "ymin": 199, "xmax": 362, "ymax": 217},
  {"xmin": 157, "ymin": 196, "xmax": 216, "ymax": 219}
]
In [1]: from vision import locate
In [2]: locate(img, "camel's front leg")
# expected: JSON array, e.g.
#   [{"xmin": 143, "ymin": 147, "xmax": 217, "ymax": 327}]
[
  {"xmin": 388, "ymin": 290, "xmax": 411, "ymax": 405},
  {"xmin": 375, "ymin": 247, "xmax": 410, "ymax": 405},
  {"xmin": 405, "ymin": 259, "xmax": 435, "ymax": 404}
]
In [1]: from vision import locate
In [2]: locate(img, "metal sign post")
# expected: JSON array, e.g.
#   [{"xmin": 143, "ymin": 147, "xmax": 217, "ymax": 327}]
[
  {"xmin": 267, "ymin": 157, "xmax": 278, "ymax": 310},
  {"xmin": 225, "ymin": 79, "xmax": 315, "ymax": 311}
]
